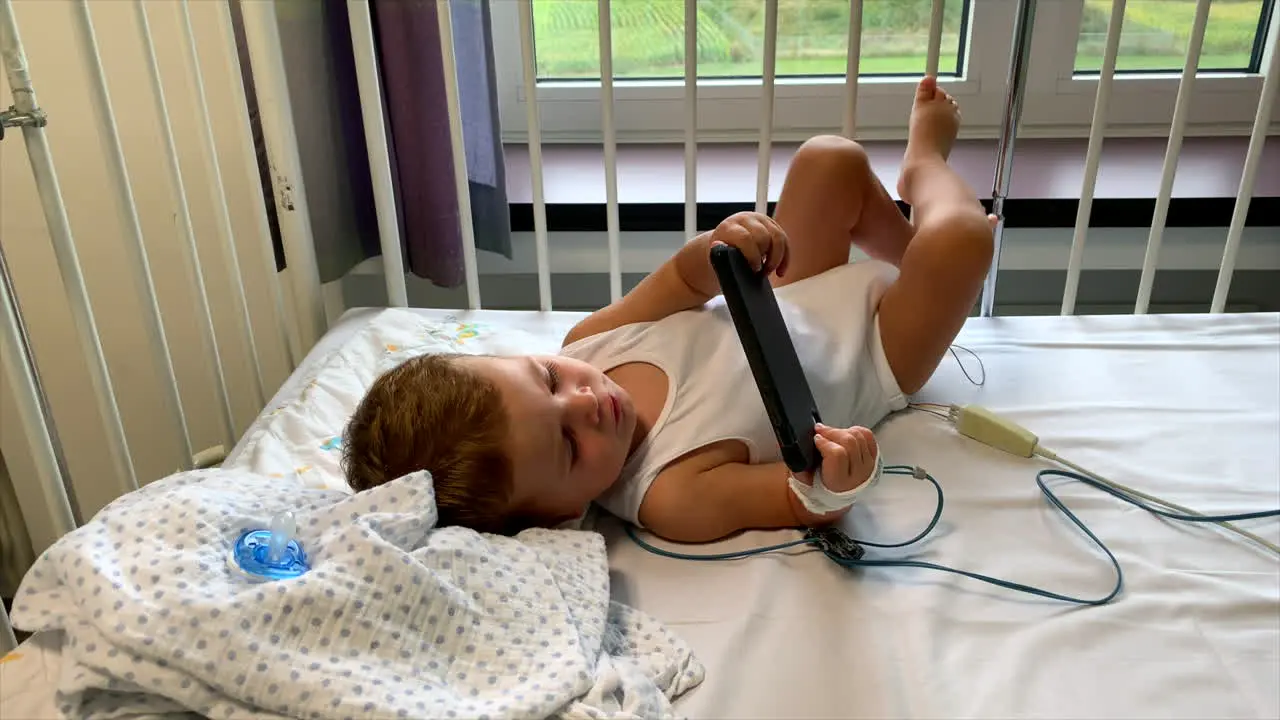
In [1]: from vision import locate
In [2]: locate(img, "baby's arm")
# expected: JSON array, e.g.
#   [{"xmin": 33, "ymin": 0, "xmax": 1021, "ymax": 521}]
[
  {"xmin": 638, "ymin": 425, "xmax": 875, "ymax": 543},
  {"xmin": 563, "ymin": 213, "xmax": 789, "ymax": 346}
]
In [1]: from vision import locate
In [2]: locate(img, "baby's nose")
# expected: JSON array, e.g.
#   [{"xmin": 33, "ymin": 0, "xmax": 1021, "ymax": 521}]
[{"xmin": 570, "ymin": 388, "xmax": 600, "ymax": 424}]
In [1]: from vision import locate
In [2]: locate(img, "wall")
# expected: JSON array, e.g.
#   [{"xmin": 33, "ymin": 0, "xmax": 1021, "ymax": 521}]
[{"xmin": 0, "ymin": 0, "xmax": 294, "ymax": 554}]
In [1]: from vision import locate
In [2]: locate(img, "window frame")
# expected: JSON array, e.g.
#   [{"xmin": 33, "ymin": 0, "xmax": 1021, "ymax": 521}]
[{"xmin": 490, "ymin": 0, "xmax": 1279, "ymax": 144}]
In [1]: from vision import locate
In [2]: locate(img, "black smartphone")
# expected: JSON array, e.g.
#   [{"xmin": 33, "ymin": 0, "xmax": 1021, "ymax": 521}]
[{"xmin": 709, "ymin": 243, "xmax": 822, "ymax": 474}]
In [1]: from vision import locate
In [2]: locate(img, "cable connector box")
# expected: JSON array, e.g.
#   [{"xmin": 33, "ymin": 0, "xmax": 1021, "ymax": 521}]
[{"xmin": 950, "ymin": 404, "xmax": 1039, "ymax": 457}]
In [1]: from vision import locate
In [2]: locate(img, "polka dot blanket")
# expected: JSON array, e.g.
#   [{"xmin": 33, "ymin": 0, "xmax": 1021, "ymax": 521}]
[{"xmin": 10, "ymin": 469, "xmax": 704, "ymax": 719}]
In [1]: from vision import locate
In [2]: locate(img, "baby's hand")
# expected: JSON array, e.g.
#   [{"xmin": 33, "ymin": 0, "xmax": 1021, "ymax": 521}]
[
  {"xmin": 710, "ymin": 211, "xmax": 790, "ymax": 277},
  {"xmin": 788, "ymin": 424, "xmax": 879, "ymax": 525}
]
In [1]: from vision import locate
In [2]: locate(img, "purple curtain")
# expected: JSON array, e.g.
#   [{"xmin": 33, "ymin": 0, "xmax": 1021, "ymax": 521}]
[
  {"xmin": 233, "ymin": 0, "xmax": 511, "ymax": 287},
  {"xmin": 363, "ymin": 0, "xmax": 511, "ymax": 287}
]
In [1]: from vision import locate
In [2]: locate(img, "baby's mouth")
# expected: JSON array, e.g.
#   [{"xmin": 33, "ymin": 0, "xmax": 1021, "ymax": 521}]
[{"xmin": 607, "ymin": 394, "xmax": 621, "ymax": 426}]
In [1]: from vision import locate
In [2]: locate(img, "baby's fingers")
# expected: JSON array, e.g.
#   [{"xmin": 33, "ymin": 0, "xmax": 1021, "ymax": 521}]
[
  {"xmin": 721, "ymin": 223, "xmax": 765, "ymax": 271},
  {"xmin": 757, "ymin": 216, "xmax": 789, "ymax": 276},
  {"xmin": 815, "ymin": 433, "xmax": 851, "ymax": 479},
  {"xmin": 846, "ymin": 426, "xmax": 876, "ymax": 465},
  {"xmin": 740, "ymin": 216, "xmax": 778, "ymax": 273}
]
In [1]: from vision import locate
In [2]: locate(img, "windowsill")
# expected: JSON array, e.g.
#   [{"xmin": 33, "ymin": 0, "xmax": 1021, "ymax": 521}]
[{"xmin": 501, "ymin": 136, "xmax": 1279, "ymax": 231}]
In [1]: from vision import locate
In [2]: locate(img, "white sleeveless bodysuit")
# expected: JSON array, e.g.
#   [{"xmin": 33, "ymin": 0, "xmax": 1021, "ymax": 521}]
[{"xmin": 560, "ymin": 260, "xmax": 908, "ymax": 526}]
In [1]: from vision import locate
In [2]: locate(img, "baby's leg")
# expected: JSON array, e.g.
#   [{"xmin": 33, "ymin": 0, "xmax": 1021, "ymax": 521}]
[
  {"xmin": 879, "ymin": 77, "xmax": 994, "ymax": 395},
  {"xmin": 771, "ymin": 136, "xmax": 915, "ymax": 288}
]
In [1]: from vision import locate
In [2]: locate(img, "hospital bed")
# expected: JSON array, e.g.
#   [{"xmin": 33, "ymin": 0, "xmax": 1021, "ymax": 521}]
[
  {"xmin": 5, "ymin": 306, "xmax": 1277, "ymax": 718},
  {"xmin": 2, "ymin": 0, "xmax": 1278, "ymax": 717}
]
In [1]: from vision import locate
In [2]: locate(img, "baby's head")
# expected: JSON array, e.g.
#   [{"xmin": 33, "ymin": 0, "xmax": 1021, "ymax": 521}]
[{"xmin": 343, "ymin": 353, "xmax": 636, "ymax": 533}]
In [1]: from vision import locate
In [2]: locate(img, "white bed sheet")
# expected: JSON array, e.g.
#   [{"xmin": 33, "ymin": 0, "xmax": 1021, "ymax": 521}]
[
  {"xmin": 223, "ymin": 307, "xmax": 589, "ymax": 469},
  {"xmin": 601, "ymin": 312, "xmax": 1280, "ymax": 719},
  {"xmin": 5, "ymin": 310, "xmax": 1277, "ymax": 719}
]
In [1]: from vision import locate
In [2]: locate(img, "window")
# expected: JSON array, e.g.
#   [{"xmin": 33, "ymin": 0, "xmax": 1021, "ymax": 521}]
[
  {"xmin": 1073, "ymin": 0, "xmax": 1271, "ymax": 73},
  {"xmin": 532, "ymin": 0, "xmax": 967, "ymax": 80},
  {"xmin": 489, "ymin": 0, "xmax": 1277, "ymax": 144}
]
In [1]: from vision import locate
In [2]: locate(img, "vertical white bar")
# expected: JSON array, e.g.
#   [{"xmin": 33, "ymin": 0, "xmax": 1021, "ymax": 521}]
[
  {"xmin": 1134, "ymin": 0, "xmax": 1210, "ymax": 314},
  {"xmin": 0, "ymin": 250, "xmax": 77, "ymax": 551},
  {"xmin": 238, "ymin": 0, "xmax": 328, "ymax": 348},
  {"xmin": 1212, "ymin": 25, "xmax": 1280, "ymax": 313},
  {"xmin": 214, "ymin": 0, "xmax": 297, "ymax": 371},
  {"xmin": 756, "ymin": 0, "xmax": 778, "ymax": 215},
  {"xmin": 347, "ymin": 0, "xmax": 408, "ymax": 308},
  {"xmin": 136, "ymin": 0, "xmax": 237, "ymax": 448},
  {"xmin": 0, "ymin": 0, "xmax": 138, "ymax": 494},
  {"xmin": 684, "ymin": 0, "xmax": 698, "ymax": 240},
  {"xmin": 518, "ymin": 0, "xmax": 552, "ymax": 310},
  {"xmin": 982, "ymin": 0, "xmax": 1038, "ymax": 318},
  {"xmin": 598, "ymin": 0, "xmax": 622, "ymax": 301},
  {"xmin": 437, "ymin": 0, "xmax": 482, "ymax": 309},
  {"xmin": 72, "ymin": 0, "xmax": 194, "ymax": 469},
  {"xmin": 843, "ymin": 0, "xmax": 863, "ymax": 137},
  {"xmin": 1061, "ymin": 0, "xmax": 1125, "ymax": 315},
  {"xmin": 177, "ymin": 0, "xmax": 268, "ymax": 411},
  {"xmin": 926, "ymin": 0, "xmax": 945, "ymax": 77}
]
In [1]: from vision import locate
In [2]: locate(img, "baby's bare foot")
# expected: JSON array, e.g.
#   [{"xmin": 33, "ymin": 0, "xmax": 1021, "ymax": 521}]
[{"xmin": 898, "ymin": 75, "xmax": 961, "ymax": 205}]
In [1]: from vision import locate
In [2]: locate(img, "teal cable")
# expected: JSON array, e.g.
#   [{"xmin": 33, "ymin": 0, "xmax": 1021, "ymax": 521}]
[{"xmin": 625, "ymin": 465, "xmax": 1278, "ymax": 606}]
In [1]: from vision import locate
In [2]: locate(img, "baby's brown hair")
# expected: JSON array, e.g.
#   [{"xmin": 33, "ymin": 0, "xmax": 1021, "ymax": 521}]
[{"xmin": 342, "ymin": 353, "xmax": 517, "ymax": 533}]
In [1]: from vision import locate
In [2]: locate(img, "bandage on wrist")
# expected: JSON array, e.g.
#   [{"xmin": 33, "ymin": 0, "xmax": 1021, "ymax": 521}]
[{"xmin": 787, "ymin": 448, "xmax": 884, "ymax": 515}]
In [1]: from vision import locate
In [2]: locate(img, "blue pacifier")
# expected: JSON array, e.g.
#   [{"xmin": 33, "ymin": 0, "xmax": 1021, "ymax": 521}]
[{"xmin": 229, "ymin": 511, "xmax": 309, "ymax": 582}]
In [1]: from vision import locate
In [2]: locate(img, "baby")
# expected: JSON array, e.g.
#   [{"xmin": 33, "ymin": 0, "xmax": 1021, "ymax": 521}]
[{"xmin": 343, "ymin": 77, "xmax": 994, "ymax": 542}]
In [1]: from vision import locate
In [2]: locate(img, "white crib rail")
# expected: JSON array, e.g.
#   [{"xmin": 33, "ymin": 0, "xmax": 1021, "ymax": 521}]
[
  {"xmin": 1135, "ymin": 0, "xmax": 1212, "ymax": 315},
  {"xmin": 926, "ymin": 0, "xmax": 946, "ymax": 77},
  {"xmin": 1, "ymin": 0, "xmax": 138, "ymax": 497},
  {"xmin": 1062, "ymin": 0, "xmax": 1126, "ymax": 316},
  {"xmin": 436, "ymin": 0, "xmax": 482, "ymax": 310},
  {"xmin": 0, "ymin": 0, "xmax": 314, "ymax": 575},
  {"xmin": 134, "ymin": 0, "xmax": 237, "ymax": 448},
  {"xmin": 982, "ymin": 0, "xmax": 1038, "ymax": 318},
  {"xmin": 842, "ymin": 0, "xmax": 864, "ymax": 138},
  {"xmin": 755, "ymin": 0, "xmax": 779, "ymax": 216},
  {"xmin": 177, "ymin": 0, "xmax": 270, "ymax": 414},
  {"xmin": 347, "ymin": 0, "xmax": 408, "ymax": 309},
  {"xmin": 73, "ymin": 0, "xmax": 194, "ymax": 469},
  {"xmin": 518, "ymin": 0, "xmax": 553, "ymax": 310},
  {"xmin": 684, "ymin": 0, "xmax": 698, "ymax": 241},
  {"xmin": 0, "ymin": 245, "xmax": 76, "ymax": 554},
  {"xmin": 597, "ymin": 0, "xmax": 622, "ymax": 303},
  {"xmin": 1213, "ymin": 22, "xmax": 1280, "ymax": 314},
  {"xmin": 238, "ymin": 0, "xmax": 327, "ymax": 348},
  {"xmin": 214, "ymin": 0, "xmax": 298, "ymax": 371}
]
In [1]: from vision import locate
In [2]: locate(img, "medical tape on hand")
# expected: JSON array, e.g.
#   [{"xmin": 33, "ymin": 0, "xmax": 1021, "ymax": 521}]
[{"xmin": 787, "ymin": 447, "xmax": 884, "ymax": 515}]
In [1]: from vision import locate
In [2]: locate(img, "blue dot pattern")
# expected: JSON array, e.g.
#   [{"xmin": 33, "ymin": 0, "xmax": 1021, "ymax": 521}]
[{"xmin": 10, "ymin": 468, "xmax": 704, "ymax": 718}]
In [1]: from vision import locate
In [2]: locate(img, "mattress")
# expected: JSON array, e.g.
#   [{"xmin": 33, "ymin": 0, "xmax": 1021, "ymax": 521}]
[{"xmin": 4, "ymin": 309, "xmax": 1277, "ymax": 719}]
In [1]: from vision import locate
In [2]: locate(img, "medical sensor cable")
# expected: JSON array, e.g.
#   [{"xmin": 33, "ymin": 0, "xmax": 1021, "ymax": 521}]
[
  {"xmin": 945, "ymin": 403, "xmax": 1280, "ymax": 555},
  {"xmin": 626, "ymin": 405, "xmax": 1279, "ymax": 604}
]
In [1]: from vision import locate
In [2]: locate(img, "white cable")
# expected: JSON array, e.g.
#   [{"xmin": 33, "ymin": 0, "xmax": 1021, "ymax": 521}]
[
  {"xmin": 942, "ymin": 403, "xmax": 1278, "ymax": 555},
  {"xmin": 1034, "ymin": 447, "xmax": 1279, "ymax": 555}
]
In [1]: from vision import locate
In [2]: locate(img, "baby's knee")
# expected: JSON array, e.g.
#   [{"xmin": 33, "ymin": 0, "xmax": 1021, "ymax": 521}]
[{"xmin": 792, "ymin": 134, "xmax": 870, "ymax": 182}]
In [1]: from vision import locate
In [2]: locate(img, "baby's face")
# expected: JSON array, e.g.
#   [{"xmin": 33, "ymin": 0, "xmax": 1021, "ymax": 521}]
[{"xmin": 462, "ymin": 355, "xmax": 637, "ymax": 522}]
